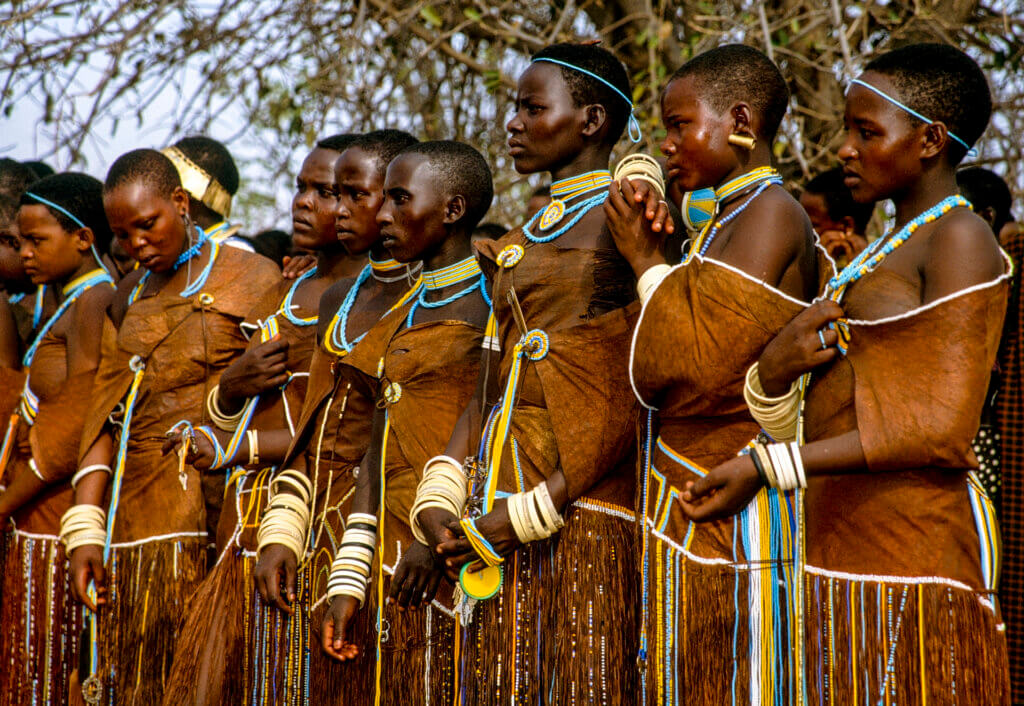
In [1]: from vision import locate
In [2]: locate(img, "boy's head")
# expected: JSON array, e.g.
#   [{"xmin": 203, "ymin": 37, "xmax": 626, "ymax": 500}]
[
  {"xmin": 861, "ymin": 43, "xmax": 991, "ymax": 166},
  {"xmin": 378, "ymin": 140, "xmax": 493, "ymax": 264},
  {"xmin": 0, "ymin": 193, "xmax": 29, "ymax": 290},
  {"xmin": 0, "ymin": 158, "xmax": 40, "ymax": 202},
  {"xmin": 800, "ymin": 167, "xmax": 875, "ymax": 236},
  {"xmin": 18, "ymin": 173, "xmax": 112, "ymax": 284},
  {"xmin": 335, "ymin": 129, "xmax": 418, "ymax": 256},
  {"xmin": 163, "ymin": 135, "xmax": 239, "ymax": 225},
  {"xmin": 660, "ymin": 44, "xmax": 788, "ymax": 191},
  {"xmin": 104, "ymin": 148, "xmax": 191, "ymax": 273},
  {"xmin": 956, "ymin": 166, "xmax": 1012, "ymax": 235}
]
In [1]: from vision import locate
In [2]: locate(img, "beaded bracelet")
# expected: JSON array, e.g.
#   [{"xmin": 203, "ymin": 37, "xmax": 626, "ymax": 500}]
[
  {"xmin": 207, "ymin": 384, "xmax": 246, "ymax": 432},
  {"xmin": 59, "ymin": 504, "xmax": 107, "ymax": 553},
  {"xmin": 71, "ymin": 464, "xmax": 112, "ymax": 490}
]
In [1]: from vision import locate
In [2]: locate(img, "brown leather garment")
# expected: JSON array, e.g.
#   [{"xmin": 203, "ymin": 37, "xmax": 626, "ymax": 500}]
[
  {"xmin": 476, "ymin": 229, "xmax": 640, "ymax": 505},
  {"xmin": 79, "ymin": 246, "xmax": 279, "ymax": 542},
  {"xmin": 804, "ymin": 266, "xmax": 1009, "ymax": 585},
  {"xmin": 632, "ymin": 257, "xmax": 807, "ymax": 550}
]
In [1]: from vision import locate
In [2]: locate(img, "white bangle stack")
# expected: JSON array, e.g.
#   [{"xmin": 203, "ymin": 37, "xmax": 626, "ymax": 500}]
[
  {"xmin": 71, "ymin": 464, "xmax": 112, "ymax": 490},
  {"xmin": 506, "ymin": 482, "xmax": 565, "ymax": 544},
  {"xmin": 326, "ymin": 513, "xmax": 379, "ymax": 606},
  {"xmin": 613, "ymin": 153, "xmax": 666, "ymax": 198},
  {"xmin": 636, "ymin": 264, "xmax": 673, "ymax": 305},
  {"xmin": 743, "ymin": 362, "xmax": 800, "ymax": 443},
  {"xmin": 256, "ymin": 469, "xmax": 312, "ymax": 561},
  {"xmin": 751, "ymin": 441, "xmax": 807, "ymax": 491},
  {"xmin": 410, "ymin": 456, "xmax": 468, "ymax": 546},
  {"xmin": 207, "ymin": 385, "xmax": 245, "ymax": 432},
  {"xmin": 59, "ymin": 504, "xmax": 107, "ymax": 554}
]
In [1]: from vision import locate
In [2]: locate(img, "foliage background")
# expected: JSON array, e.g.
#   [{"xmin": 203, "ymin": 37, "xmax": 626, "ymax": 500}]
[{"xmin": 2, "ymin": 0, "xmax": 1022, "ymax": 230}]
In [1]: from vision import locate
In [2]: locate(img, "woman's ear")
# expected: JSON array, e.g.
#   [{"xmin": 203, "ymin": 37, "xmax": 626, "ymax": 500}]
[
  {"xmin": 730, "ymin": 102, "xmax": 755, "ymax": 138},
  {"xmin": 920, "ymin": 122, "xmax": 949, "ymax": 161},
  {"xmin": 444, "ymin": 194, "xmax": 467, "ymax": 225},
  {"xmin": 581, "ymin": 104, "xmax": 608, "ymax": 139},
  {"xmin": 171, "ymin": 186, "xmax": 191, "ymax": 218},
  {"xmin": 72, "ymin": 226, "xmax": 95, "ymax": 254}
]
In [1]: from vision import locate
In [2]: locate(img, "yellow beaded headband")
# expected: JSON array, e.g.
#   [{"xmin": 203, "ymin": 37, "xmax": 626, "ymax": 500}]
[{"xmin": 160, "ymin": 146, "xmax": 233, "ymax": 218}]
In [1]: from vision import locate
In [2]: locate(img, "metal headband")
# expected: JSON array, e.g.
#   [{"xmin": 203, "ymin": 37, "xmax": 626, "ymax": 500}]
[{"xmin": 161, "ymin": 146, "xmax": 233, "ymax": 217}]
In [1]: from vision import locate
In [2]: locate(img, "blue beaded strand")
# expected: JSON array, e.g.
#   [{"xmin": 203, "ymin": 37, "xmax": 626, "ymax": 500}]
[
  {"xmin": 174, "ymin": 225, "xmax": 209, "ymax": 269},
  {"xmin": 279, "ymin": 266, "xmax": 318, "ymax": 327},
  {"xmin": 405, "ymin": 275, "xmax": 485, "ymax": 328},
  {"xmin": 695, "ymin": 178, "xmax": 780, "ymax": 258},
  {"xmin": 523, "ymin": 192, "xmax": 607, "ymax": 243},
  {"xmin": 329, "ymin": 264, "xmax": 373, "ymax": 353}
]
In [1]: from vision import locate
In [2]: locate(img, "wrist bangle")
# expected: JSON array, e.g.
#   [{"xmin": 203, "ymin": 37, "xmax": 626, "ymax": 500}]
[
  {"xmin": 207, "ymin": 384, "xmax": 246, "ymax": 432},
  {"xmin": 247, "ymin": 429, "xmax": 259, "ymax": 466},
  {"xmin": 71, "ymin": 464, "xmax": 112, "ymax": 489},
  {"xmin": 636, "ymin": 264, "xmax": 672, "ymax": 305}
]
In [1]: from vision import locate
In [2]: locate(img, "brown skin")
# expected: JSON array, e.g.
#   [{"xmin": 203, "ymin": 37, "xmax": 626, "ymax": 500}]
[
  {"xmin": 0, "ymin": 205, "xmax": 113, "ymax": 525},
  {"xmin": 0, "ymin": 215, "xmax": 31, "ymax": 292},
  {"xmin": 254, "ymin": 147, "xmax": 414, "ymax": 624},
  {"xmin": 606, "ymin": 75, "xmax": 817, "ymax": 304},
  {"xmin": 681, "ymin": 71, "xmax": 1005, "ymax": 522},
  {"xmin": 320, "ymin": 152, "xmax": 489, "ymax": 661},
  {"xmin": 69, "ymin": 180, "xmax": 198, "ymax": 612}
]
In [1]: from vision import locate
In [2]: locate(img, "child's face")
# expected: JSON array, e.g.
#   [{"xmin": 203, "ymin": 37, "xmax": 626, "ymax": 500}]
[
  {"xmin": 334, "ymin": 147, "xmax": 386, "ymax": 256},
  {"xmin": 838, "ymin": 72, "xmax": 926, "ymax": 204},
  {"xmin": 104, "ymin": 182, "xmax": 189, "ymax": 273},
  {"xmin": 378, "ymin": 154, "xmax": 450, "ymax": 264},
  {"xmin": 507, "ymin": 63, "xmax": 587, "ymax": 176},
  {"xmin": 0, "ymin": 215, "xmax": 29, "ymax": 289},
  {"xmin": 17, "ymin": 205, "xmax": 89, "ymax": 285},
  {"xmin": 659, "ymin": 76, "xmax": 734, "ymax": 192},
  {"xmin": 291, "ymin": 147, "xmax": 341, "ymax": 252}
]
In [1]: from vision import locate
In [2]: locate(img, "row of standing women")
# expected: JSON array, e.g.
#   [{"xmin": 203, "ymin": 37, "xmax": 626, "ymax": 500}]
[{"xmin": 0, "ymin": 37, "xmax": 1013, "ymax": 705}]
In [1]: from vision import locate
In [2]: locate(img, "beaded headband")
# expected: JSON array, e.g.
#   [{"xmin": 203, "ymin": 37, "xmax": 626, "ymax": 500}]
[
  {"xmin": 532, "ymin": 57, "xmax": 642, "ymax": 143},
  {"xmin": 161, "ymin": 146, "xmax": 233, "ymax": 218},
  {"xmin": 24, "ymin": 191, "xmax": 107, "ymax": 271},
  {"xmin": 847, "ymin": 78, "xmax": 977, "ymax": 158}
]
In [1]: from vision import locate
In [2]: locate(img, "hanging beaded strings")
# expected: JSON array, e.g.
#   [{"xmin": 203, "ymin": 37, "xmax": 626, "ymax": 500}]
[
  {"xmin": 537, "ymin": 170, "xmax": 613, "ymax": 232},
  {"xmin": 278, "ymin": 266, "xmax": 319, "ymax": 327},
  {"xmin": 406, "ymin": 255, "xmax": 490, "ymax": 328},
  {"xmin": 128, "ymin": 224, "xmax": 215, "ymax": 304},
  {"xmin": 685, "ymin": 166, "xmax": 784, "ymax": 261}
]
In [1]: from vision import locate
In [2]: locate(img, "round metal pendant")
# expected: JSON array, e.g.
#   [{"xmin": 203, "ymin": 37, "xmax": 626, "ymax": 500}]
[{"xmin": 538, "ymin": 199, "xmax": 565, "ymax": 230}]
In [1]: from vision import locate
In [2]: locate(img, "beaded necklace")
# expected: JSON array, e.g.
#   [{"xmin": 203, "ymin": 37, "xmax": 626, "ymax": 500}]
[
  {"xmin": 405, "ymin": 255, "xmax": 488, "ymax": 328},
  {"xmin": 686, "ymin": 167, "xmax": 783, "ymax": 260},
  {"xmin": 22, "ymin": 268, "xmax": 113, "ymax": 368},
  {"xmin": 826, "ymin": 194, "xmax": 970, "ymax": 302},
  {"xmin": 539, "ymin": 170, "xmax": 613, "ymax": 231},
  {"xmin": 278, "ymin": 266, "xmax": 318, "ymax": 327},
  {"xmin": 324, "ymin": 261, "xmax": 424, "ymax": 356},
  {"xmin": 128, "ymin": 227, "xmax": 218, "ymax": 304}
]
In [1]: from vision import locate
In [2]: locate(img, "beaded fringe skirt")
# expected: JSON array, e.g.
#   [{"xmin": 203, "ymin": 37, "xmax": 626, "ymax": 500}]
[
  {"xmin": 459, "ymin": 502, "xmax": 639, "ymax": 705},
  {"xmin": 0, "ymin": 529, "xmax": 82, "ymax": 706}
]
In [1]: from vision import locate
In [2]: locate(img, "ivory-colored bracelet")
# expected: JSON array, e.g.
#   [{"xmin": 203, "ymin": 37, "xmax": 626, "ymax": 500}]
[
  {"xmin": 743, "ymin": 363, "xmax": 800, "ymax": 442},
  {"xmin": 256, "ymin": 492, "xmax": 311, "ymax": 560},
  {"xmin": 29, "ymin": 458, "xmax": 45, "ymax": 482},
  {"xmin": 60, "ymin": 504, "xmax": 107, "ymax": 553},
  {"xmin": 613, "ymin": 153, "xmax": 666, "ymax": 198},
  {"xmin": 207, "ymin": 384, "xmax": 245, "ymax": 432},
  {"xmin": 410, "ymin": 456, "xmax": 467, "ymax": 546},
  {"xmin": 326, "ymin": 516, "xmax": 380, "ymax": 605},
  {"xmin": 71, "ymin": 464, "xmax": 113, "ymax": 489},
  {"xmin": 270, "ymin": 468, "xmax": 312, "ymax": 504},
  {"xmin": 753, "ymin": 441, "xmax": 807, "ymax": 491},
  {"xmin": 507, "ymin": 483, "xmax": 565, "ymax": 544},
  {"xmin": 637, "ymin": 264, "xmax": 672, "ymax": 305},
  {"xmin": 247, "ymin": 430, "xmax": 259, "ymax": 466}
]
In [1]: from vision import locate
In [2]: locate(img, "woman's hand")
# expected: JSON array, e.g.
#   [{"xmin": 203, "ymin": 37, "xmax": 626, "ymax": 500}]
[
  {"xmin": 389, "ymin": 541, "xmax": 444, "ymax": 610},
  {"xmin": 70, "ymin": 545, "xmax": 107, "ymax": 613},
  {"xmin": 217, "ymin": 338, "xmax": 291, "ymax": 407},
  {"xmin": 321, "ymin": 595, "xmax": 361, "ymax": 661},
  {"xmin": 254, "ymin": 544, "xmax": 297, "ymax": 613},
  {"xmin": 679, "ymin": 454, "xmax": 764, "ymax": 522},
  {"xmin": 757, "ymin": 300, "xmax": 844, "ymax": 396},
  {"xmin": 604, "ymin": 178, "xmax": 671, "ymax": 278},
  {"xmin": 160, "ymin": 427, "xmax": 224, "ymax": 471},
  {"xmin": 436, "ymin": 499, "xmax": 522, "ymax": 576},
  {"xmin": 282, "ymin": 254, "xmax": 317, "ymax": 280}
]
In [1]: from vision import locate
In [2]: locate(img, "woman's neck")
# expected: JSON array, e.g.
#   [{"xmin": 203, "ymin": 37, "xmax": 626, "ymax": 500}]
[
  {"xmin": 54, "ymin": 258, "xmax": 101, "ymax": 302},
  {"xmin": 548, "ymin": 145, "xmax": 612, "ymax": 182},
  {"xmin": 317, "ymin": 246, "xmax": 366, "ymax": 280},
  {"xmin": 422, "ymin": 233, "xmax": 474, "ymax": 273},
  {"xmin": 891, "ymin": 167, "xmax": 959, "ymax": 230}
]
